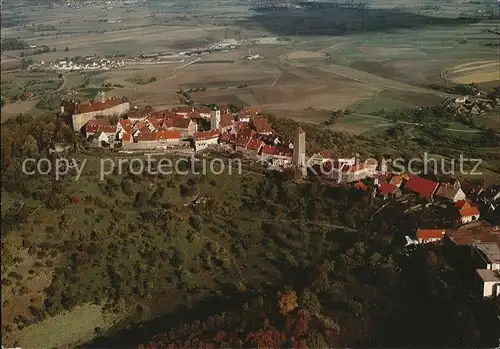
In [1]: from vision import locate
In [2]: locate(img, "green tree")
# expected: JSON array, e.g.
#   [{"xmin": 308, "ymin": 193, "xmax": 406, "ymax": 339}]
[
  {"xmin": 21, "ymin": 135, "xmax": 39, "ymax": 157},
  {"xmin": 299, "ymin": 289, "xmax": 322, "ymax": 315}
]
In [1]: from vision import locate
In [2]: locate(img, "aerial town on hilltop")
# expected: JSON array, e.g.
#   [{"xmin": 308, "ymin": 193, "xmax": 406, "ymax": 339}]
[{"xmin": 59, "ymin": 92, "xmax": 500, "ymax": 299}]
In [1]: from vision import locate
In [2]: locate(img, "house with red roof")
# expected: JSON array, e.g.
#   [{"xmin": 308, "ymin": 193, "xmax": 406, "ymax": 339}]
[
  {"xmin": 404, "ymin": 175, "xmax": 439, "ymax": 200},
  {"xmin": 389, "ymin": 174, "xmax": 404, "ymax": 188},
  {"xmin": 219, "ymin": 114, "xmax": 234, "ymax": 133},
  {"xmin": 251, "ymin": 117, "xmax": 273, "ymax": 135},
  {"xmin": 377, "ymin": 182, "xmax": 402, "ymax": 200},
  {"xmin": 198, "ymin": 106, "xmax": 212, "ymax": 119},
  {"xmin": 194, "ymin": 129, "xmax": 220, "ymax": 152},
  {"xmin": 116, "ymin": 119, "xmax": 133, "ymax": 140},
  {"xmin": 219, "ymin": 133, "xmax": 237, "ymax": 145},
  {"xmin": 162, "ymin": 118, "xmax": 197, "ymax": 138},
  {"xmin": 416, "ymin": 229, "xmax": 446, "ymax": 244},
  {"xmin": 172, "ymin": 106, "xmax": 195, "ymax": 116},
  {"xmin": 245, "ymin": 139, "xmax": 264, "ymax": 155},
  {"xmin": 261, "ymin": 145, "xmax": 293, "ymax": 166},
  {"xmin": 455, "ymin": 200, "xmax": 481, "ymax": 224},
  {"xmin": 155, "ymin": 130, "xmax": 181, "ymax": 143},
  {"xmin": 85, "ymin": 119, "xmax": 117, "ymax": 139},
  {"xmin": 235, "ymin": 136, "xmax": 251, "ymax": 151}
]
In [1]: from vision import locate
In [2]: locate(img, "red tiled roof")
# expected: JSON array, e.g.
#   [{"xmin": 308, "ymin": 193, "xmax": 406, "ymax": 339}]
[
  {"xmin": 319, "ymin": 150, "xmax": 330, "ymax": 159},
  {"xmin": 404, "ymin": 175, "xmax": 439, "ymax": 199},
  {"xmin": 455, "ymin": 200, "xmax": 469, "ymax": 209},
  {"xmin": 416, "ymin": 229, "xmax": 445, "ymax": 241},
  {"xmin": 198, "ymin": 106, "xmax": 212, "ymax": 114},
  {"xmin": 162, "ymin": 118, "xmax": 175, "ymax": 128},
  {"xmin": 246, "ymin": 139, "xmax": 263, "ymax": 151},
  {"xmin": 119, "ymin": 118, "xmax": 133, "ymax": 133},
  {"xmin": 239, "ymin": 124, "xmax": 256, "ymax": 138},
  {"xmin": 243, "ymin": 105, "xmax": 260, "ymax": 115},
  {"xmin": 458, "ymin": 202, "xmax": 480, "ymax": 217},
  {"xmin": 122, "ymin": 133, "xmax": 131, "ymax": 142},
  {"xmin": 85, "ymin": 119, "xmax": 116, "ymax": 134},
  {"xmin": 219, "ymin": 105, "xmax": 229, "ymax": 114},
  {"xmin": 76, "ymin": 97, "xmax": 127, "ymax": 114},
  {"xmin": 219, "ymin": 133, "xmax": 236, "ymax": 143},
  {"xmin": 220, "ymin": 114, "xmax": 234, "ymax": 128},
  {"xmin": 156, "ymin": 130, "xmax": 181, "ymax": 140},
  {"xmin": 354, "ymin": 181, "xmax": 369, "ymax": 192},
  {"xmin": 146, "ymin": 117, "xmax": 162, "ymax": 129},
  {"xmin": 194, "ymin": 129, "xmax": 220, "ymax": 141},
  {"xmin": 138, "ymin": 132, "xmax": 157, "ymax": 141},
  {"xmin": 261, "ymin": 145, "xmax": 292, "ymax": 157},
  {"xmin": 238, "ymin": 111, "xmax": 251, "ymax": 120},
  {"xmin": 252, "ymin": 117, "xmax": 273, "ymax": 134},
  {"xmin": 188, "ymin": 111, "xmax": 203, "ymax": 119},
  {"xmin": 236, "ymin": 136, "xmax": 251, "ymax": 148},
  {"xmin": 378, "ymin": 182, "xmax": 399, "ymax": 195},
  {"xmin": 390, "ymin": 175, "xmax": 403, "ymax": 186},
  {"xmin": 172, "ymin": 118, "xmax": 191, "ymax": 129}
]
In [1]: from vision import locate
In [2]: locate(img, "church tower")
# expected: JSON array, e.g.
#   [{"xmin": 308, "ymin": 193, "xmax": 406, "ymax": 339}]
[
  {"xmin": 211, "ymin": 106, "xmax": 221, "ymax": 130},
  {"xmin": 293, "ymin": 126, "xmax": 306, "ymax": 176}
]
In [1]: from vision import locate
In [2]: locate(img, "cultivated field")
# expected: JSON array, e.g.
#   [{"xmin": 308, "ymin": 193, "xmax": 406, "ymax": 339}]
[{"xmin": 446, "ymin": 60, "xmax": 500, "ymax": 84}]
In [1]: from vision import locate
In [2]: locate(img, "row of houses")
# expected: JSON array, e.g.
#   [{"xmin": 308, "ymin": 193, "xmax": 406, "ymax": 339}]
[{"xmin": 408, "ymin": 225, "xmax": 500, "ymax": 298}]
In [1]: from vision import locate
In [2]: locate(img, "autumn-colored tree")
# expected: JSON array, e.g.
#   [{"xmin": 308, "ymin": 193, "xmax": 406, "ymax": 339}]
[
  {"xmin": 279, "ymin": 290, "xmax": 298, "ymax": 315},
  {"xmin": 246, "ymin": 325, "xmax": 287, "ymax": 348},
  {"xmin": 293, "ymin": 310, "xmax": 310, "ymax": 338}
]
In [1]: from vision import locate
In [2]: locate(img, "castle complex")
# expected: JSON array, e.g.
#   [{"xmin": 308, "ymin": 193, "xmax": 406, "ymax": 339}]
[{"xmin": 61, "ymin": 91, "xmax": 130, "ymax": 131}]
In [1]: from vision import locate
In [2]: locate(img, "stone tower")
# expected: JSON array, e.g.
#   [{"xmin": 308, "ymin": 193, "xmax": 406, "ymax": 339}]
[
  {"xmin": 211, "ymin": 106, "xmax": 221, "ymax": 130},
  {"xmin": 293, "ymin": 126, "xmax": 306, "ymax": 176}
]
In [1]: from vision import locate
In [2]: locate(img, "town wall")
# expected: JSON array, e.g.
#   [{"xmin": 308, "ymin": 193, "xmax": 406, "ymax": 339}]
[{"xmin": 72, "ymin": 102, "xmax": 130, "ymax": 131}]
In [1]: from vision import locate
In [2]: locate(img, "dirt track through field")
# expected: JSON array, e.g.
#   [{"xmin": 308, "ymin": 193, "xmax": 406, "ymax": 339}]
[{"xmin": 283, "ymin": 56, "xmax": 450, "ymax": 97}]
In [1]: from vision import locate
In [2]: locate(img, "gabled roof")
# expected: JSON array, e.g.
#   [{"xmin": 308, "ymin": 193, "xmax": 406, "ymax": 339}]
[
  {"xmin": 122, "ymin": 133, "xmax": 131, "ymax": 142},
  {"xmin": 194, "ymin": 129, "xmax": 220, "ymax": 141},
  {"xmin": 242, "ymin": 105, "xmax": 260, "ymax": 115},
  {"xmin": 119, "ymin": 118, "xmax": 133, "ymax": 133},
  {"xmin": 76, "ymin": 96, "xmax": 127, "ymax": 114},
  {"xmin": 172, "ymin": 118, "xmax": 192, "ymax": 129},
  {"xmin": 252, "ymin": 117, "xmax": 273, "ymax": 134},
  {"xmin": 435, "ymin": 183, "xmax": 462, "ymax": 200},
  {"xmin": 220, "ymin": 114, "xmax": 234, "ymax": 128},
  {"xmin": 219, "ymin": 133, "xmax": 236, "ymax": 144},
  {"xmin": 354, "ymin": 181, "xmax": 369, "ymax": 192},
  {"xmin": 458, "ymin": 203, "xmax": 480, "ymax": 217},
  {"xmin": 378, "ymin": 182, "xmax": 400, "ymax": 195},
  {"xmin": 138, "ymin": 132, "xmax": 157, "ymax": 141},
  {"xmin": 389, "ymin": 175, "xmax": 403, "ymax": 186},
  {"xmin": 198, "ymin": 106, "xmax": 212, "ymax": 114},
  {"xmin": 404, "ymin": 176, "xmax": 439, "ymax": 199},
  {"xmin": 261, "ymin": 145, "xmax": 292, "ymax": 157},
  {"xmin": 416, "ymin": 229, "xmax": 445, "ymax": 241},
  {"xmin": 85, "ymin": 119, "xmax": 116, "ymax": 134},
  {"xmin": 238, "ymin": 124, "xmax": 256, "ymax": 138},
  {"xmin": 246, "ymin": 139, "xmax": 264, "ymax": 151},
  {"xmin": 187, "ymin": 111, "xmax": 202, "ymax": 119},
  {"xmin": 235, "ymin": 136, "xmax": 251, "ymax": 148},
  {"xmin": 146, "ymin": 117, "xmax": 162, "ymax": 130},
  {"xmin": 156, "ymin": 130, "xmax": 181, "ymax": 140}
]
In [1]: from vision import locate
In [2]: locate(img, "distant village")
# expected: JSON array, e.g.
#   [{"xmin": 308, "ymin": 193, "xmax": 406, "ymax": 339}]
[
  {"xmin": 29, "ymin": 56, "xmax": 126, "ymax": 72},
  {"xmin": 59, "ymin": 92, "xmax": 500, "ymax": 299}
]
